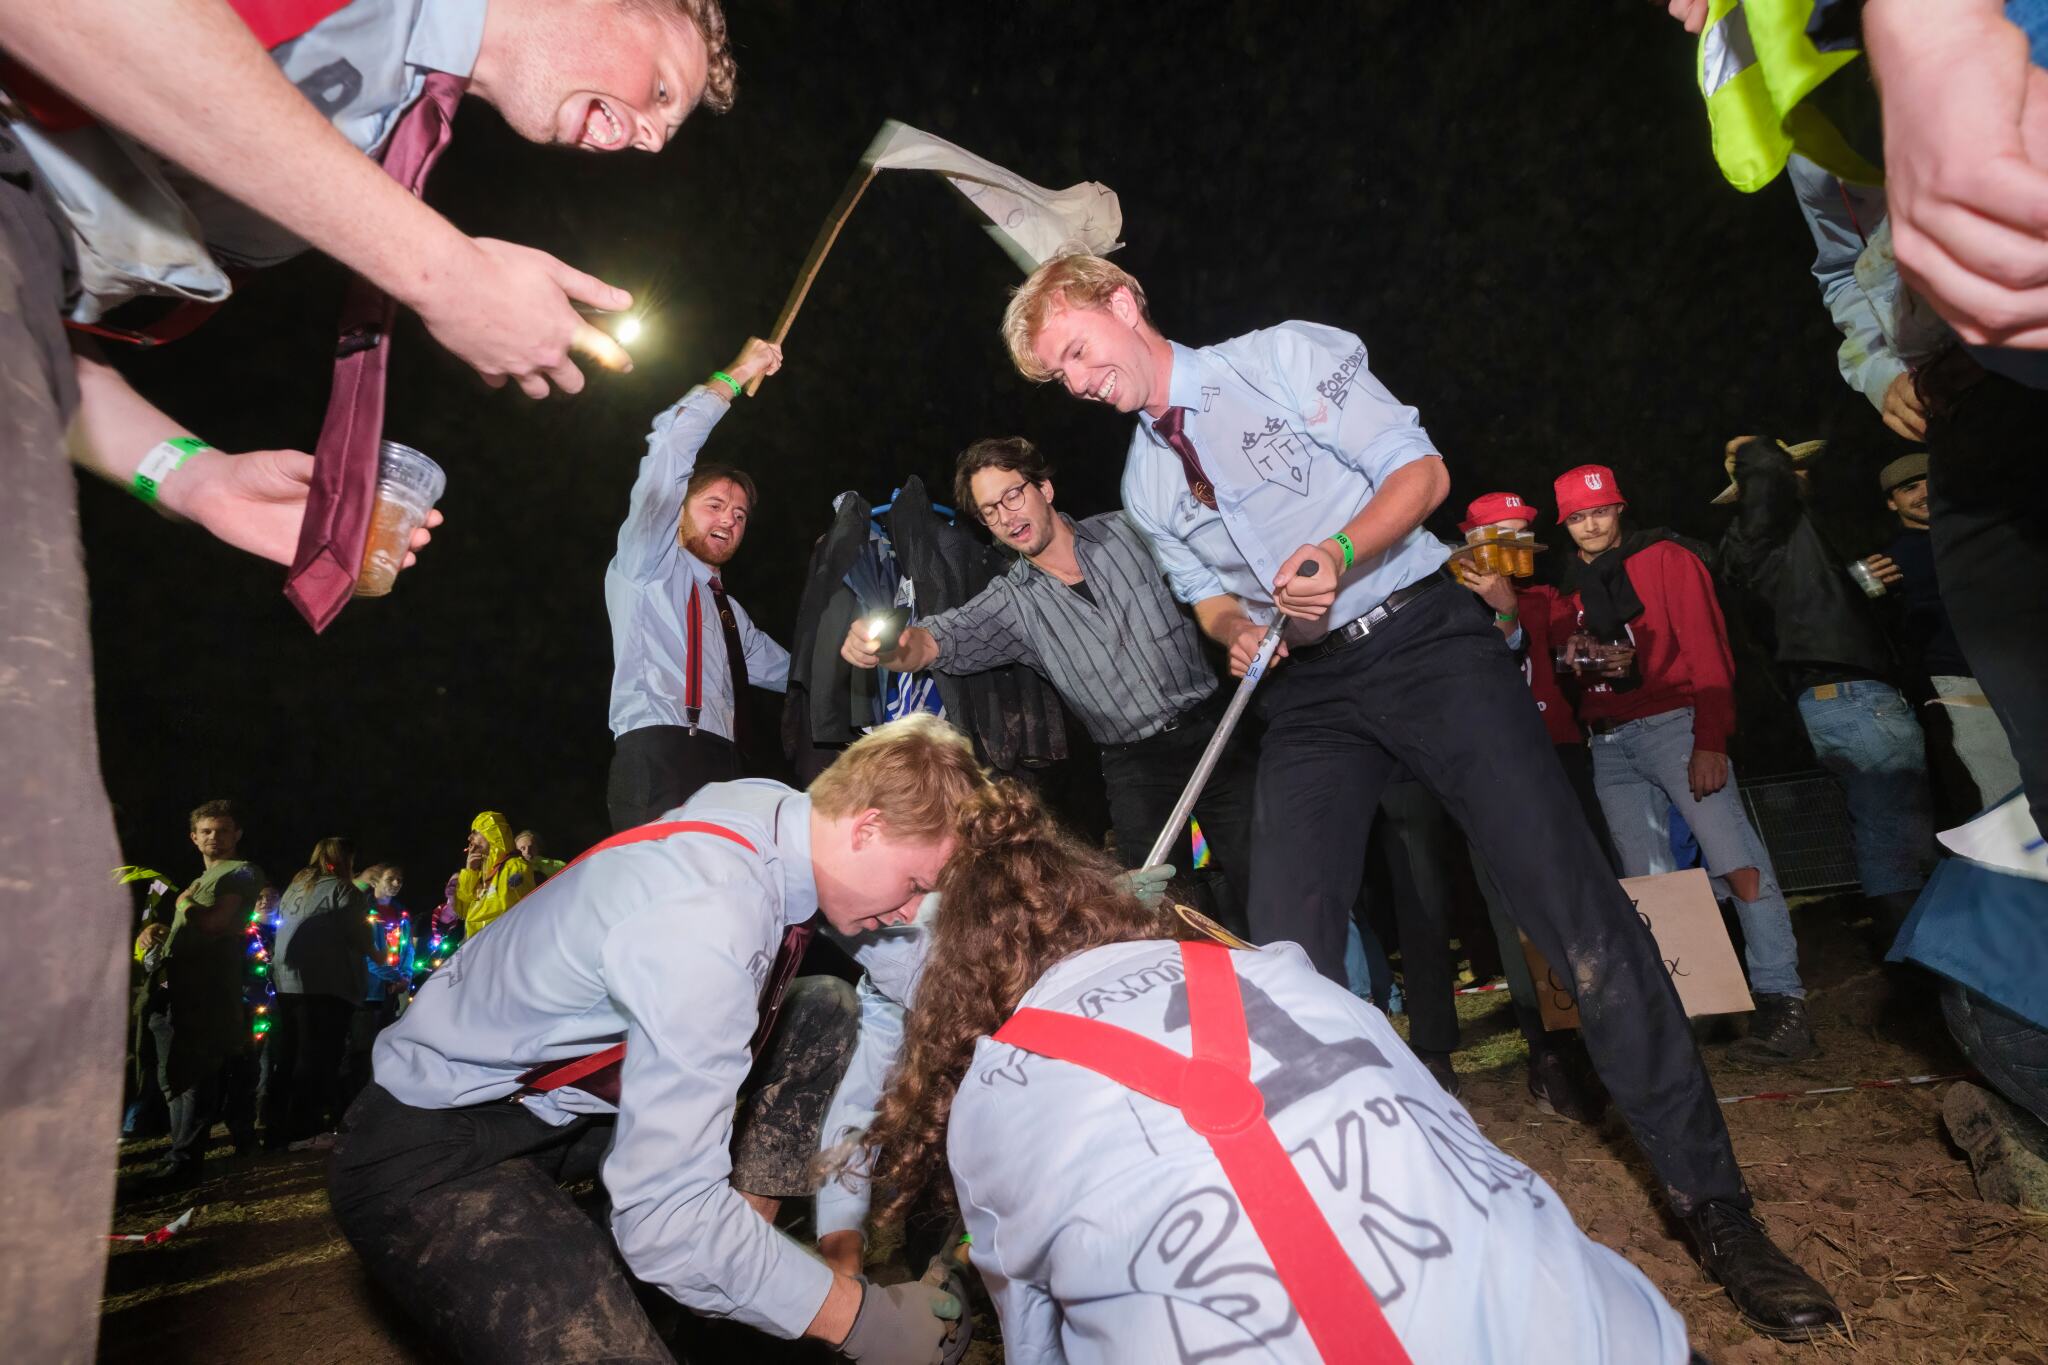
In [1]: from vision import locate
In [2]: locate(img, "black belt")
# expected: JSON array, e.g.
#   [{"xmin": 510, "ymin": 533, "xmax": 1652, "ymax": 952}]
[
  {"xmin": 1287, "ymin": 572, "xmax": 1448, "ymax": 665},
  {"xmin": 1155, "ymin": 686, "xmax": 1228, "ymax": 734},
  {"xmin": 1104, "ymin": 688, "xmax": 1227, "ymax": 752}
]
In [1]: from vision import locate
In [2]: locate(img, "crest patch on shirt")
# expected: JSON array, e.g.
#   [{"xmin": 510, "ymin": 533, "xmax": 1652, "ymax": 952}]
[
  {"xmin": 1314, "ymin": 344, "xmax": 1369, "ymax": 410},
  {"xmin": 1240, "ymin": 418, "xmax": 1314, "ymax": 497}
]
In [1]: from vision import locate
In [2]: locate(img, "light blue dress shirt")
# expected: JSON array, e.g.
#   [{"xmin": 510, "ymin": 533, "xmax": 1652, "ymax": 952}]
[
  {"xmin": 22, "ymin": 0, "xmax": 490, "ymax": 318},
  {"xmin": 606, "ymin": 388, "xmax": 792, "ymax": 740},
  {"xmin": 1122, "ymin": 326, "xmax": 1452, "ymax": 630},
  {"xmin": 371, "ymin": 779, "xmax": 905, "ymax": 1339}
]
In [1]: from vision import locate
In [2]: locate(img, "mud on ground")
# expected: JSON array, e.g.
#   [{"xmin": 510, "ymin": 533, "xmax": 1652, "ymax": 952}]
[{"xmin": 100, "ymin": 901, "xmax": 2048, "ymax": 1364}]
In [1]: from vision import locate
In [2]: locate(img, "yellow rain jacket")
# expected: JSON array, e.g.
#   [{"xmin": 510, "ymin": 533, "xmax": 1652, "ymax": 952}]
[{"xmin": 456, "ymin": 811, "xmax": 537, "ymax": 939}]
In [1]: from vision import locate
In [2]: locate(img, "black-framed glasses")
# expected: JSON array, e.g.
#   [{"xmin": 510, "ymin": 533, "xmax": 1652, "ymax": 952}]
[{"xmin": 977, "ymin": 482, "xmax": 1032, "ymax": 524}]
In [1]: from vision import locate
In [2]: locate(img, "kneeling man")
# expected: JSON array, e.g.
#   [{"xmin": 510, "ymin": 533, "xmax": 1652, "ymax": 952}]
[{"xmin": 330, "ymin": 716, "xmax": 981, "ymax": 1362}]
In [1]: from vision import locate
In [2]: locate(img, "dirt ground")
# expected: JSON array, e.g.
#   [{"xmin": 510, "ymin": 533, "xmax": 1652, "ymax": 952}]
[{"xmin": 100, "ymin": 899, "xmax": 2048, "ymax": 1364}]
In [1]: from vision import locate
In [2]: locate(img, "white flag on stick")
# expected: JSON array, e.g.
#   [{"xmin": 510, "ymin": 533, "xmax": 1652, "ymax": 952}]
[{"xmin": 862, "ymin": 120, "xmax": 1123, "ymax": 272}]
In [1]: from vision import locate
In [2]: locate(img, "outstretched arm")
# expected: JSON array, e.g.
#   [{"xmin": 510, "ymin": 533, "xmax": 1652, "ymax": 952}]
[
  {"xmin": 68, "ymin": 349, "xmax": 441, "ymax": 568},
  {"xmin": 614, "ymin": 338, "xmax": 782, "ymax": 581},
  {"xmin": 0, "ymin": 0, "xmax": 631, "ymax": 395}
]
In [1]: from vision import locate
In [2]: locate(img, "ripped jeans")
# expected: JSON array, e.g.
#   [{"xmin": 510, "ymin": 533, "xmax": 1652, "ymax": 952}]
[{"xmin": 1590, "ymin": 708, "xmax": 1804, "ymax": 998}]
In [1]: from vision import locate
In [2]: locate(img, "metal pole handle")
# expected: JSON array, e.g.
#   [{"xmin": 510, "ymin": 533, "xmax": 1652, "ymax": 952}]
[{"xmin": 1141, "ymin": 562, "xmax": 1317, "ymax": 869}]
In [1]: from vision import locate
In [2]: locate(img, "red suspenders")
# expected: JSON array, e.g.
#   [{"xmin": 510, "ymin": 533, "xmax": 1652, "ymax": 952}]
[
  {"xmin": 992, "ymin": 940, "xmax": 1414, "ymax": 1365},
  {"xmin": 684, "ymin": 580, "xmax": 705, "ymax": 727},
  {"xmin": 513, "ymin": 820, "xmax": 817, "ymax": 1102}
]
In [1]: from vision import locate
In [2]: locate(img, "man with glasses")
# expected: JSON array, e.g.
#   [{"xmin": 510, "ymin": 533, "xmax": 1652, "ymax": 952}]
[
  {"xmin": 839, "ymin": 436, "xmax": 1255, "ymax": 932},
  {"xmin": 606, "ymin": 337, "xmax": 789, "ymax": 831}
]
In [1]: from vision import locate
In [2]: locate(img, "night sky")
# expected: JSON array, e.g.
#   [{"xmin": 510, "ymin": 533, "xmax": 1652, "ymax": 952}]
[{"xmin": 83, "ymin": 0, "xmax": 1915, "ymax": 898}]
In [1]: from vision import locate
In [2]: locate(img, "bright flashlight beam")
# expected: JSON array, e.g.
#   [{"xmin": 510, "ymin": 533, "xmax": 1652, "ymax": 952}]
[{"xmin": 614, "ymin": 316, "xmax": 644, "ymax": 345}]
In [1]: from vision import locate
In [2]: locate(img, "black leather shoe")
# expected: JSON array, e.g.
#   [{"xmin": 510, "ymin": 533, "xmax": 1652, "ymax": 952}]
[
  {"xmin": 1527, "ymin": 1036, "xmax": 1608, "ymax": 1125},
  {"xmin": 1683, "ymin": 1200, "xmax": 1843, "ymax": 1341},
  {"xmin": 1414, "ymin": 1049, "xmax": 1462, "ymax": 1098}
]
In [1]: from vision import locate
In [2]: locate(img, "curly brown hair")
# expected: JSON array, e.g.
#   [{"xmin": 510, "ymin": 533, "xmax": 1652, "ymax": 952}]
[{"xmin": 856, "ymin": 780, "xmax": 1194, "ymax": 1226}]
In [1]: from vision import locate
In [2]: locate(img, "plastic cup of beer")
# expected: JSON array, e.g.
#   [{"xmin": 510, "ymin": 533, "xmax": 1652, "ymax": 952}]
[
  {"xmin": 1846, "ymin": 557, "xmax": 1887, "ymax": 599},
  {"xmin": 354, "ymin": 441, "xmax": 446, "ymax": 598}
]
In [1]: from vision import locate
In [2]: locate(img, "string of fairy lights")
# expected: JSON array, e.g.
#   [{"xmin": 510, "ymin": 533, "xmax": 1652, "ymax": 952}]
[{"xmin": 240, "ymin": 898, "xmax": 453, "ymax": 1042}]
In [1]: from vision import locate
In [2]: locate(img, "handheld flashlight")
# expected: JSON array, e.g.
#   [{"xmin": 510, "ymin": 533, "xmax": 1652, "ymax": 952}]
[{"xmin": 863, "ymin": 608, "xmax": 907, "ymax": 661}]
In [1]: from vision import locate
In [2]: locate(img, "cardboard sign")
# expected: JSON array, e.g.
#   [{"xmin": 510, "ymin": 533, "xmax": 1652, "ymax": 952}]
[{"xmin": 1520, "ymin": 868, "xmax": 1754, "ymax": 1031}]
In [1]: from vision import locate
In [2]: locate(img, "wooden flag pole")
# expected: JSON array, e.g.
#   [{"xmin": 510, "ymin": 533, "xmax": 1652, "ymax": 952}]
[{"xmin": 746, "ymin": 163, "xmax": 880, "ymax": 395}]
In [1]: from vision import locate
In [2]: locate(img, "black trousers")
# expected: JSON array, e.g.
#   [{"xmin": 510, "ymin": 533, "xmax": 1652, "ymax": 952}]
[
  {"xmin": 262, "ymin": 992, "xmax": 355, "ymax": 1145},
  {"xmin": 1248, "ymin": 583, "xmax": 1744, "ymax": 1211},
  {"xmin": 1367, "ymin": 778, "xmax": 1461, "ymax": 1056},
  {"xmin": 1098, "ymin": 694, "xmax": 1257, "ymax": 938},
  {"xmin": 1928, "ymin": 371, "xmax": 2048, "ymax": 838},
  {"xmin": 328, "ymin": 977, "xmax": 859, "ymax": 1364},
  {"xmin": 1556, "ymin": 740, "xmax": 1621, "ymax": 875},
  {"xmin": 608, "ymin": 725, "xmax": 743, "ymax": 833}
]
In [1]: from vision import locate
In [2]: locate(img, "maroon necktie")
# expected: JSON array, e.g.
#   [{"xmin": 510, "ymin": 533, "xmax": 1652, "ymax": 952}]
[
  {"xmin": 284, "ymin": 73, "xmax": 466, "ymax": 632},
  {"xmin": 710, "ymin": 575, "xmax": 751, "ymax": 750},
  {"xmin": 515, "ymin": 919, "xmax": 816, "ymax": 1106},
  {"xmin": 1153, "ymin": 405, "xmax": 1217, "ymax": 509}
]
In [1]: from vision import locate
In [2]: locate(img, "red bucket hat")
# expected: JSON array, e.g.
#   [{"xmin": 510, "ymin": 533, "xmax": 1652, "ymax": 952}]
[
  {"xmin": 1552, "ymin": 464, "xmax": 1627, "ymax": 521},
  {"xmin": 1458, "ymin": 491, "xmax": 1540, "ymax": 535}
]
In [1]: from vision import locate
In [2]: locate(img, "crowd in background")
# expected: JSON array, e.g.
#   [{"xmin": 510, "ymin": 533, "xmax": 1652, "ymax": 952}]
[{"xmin": 120, "ymin": 802, "xmax": 568, "ymax": 1189}]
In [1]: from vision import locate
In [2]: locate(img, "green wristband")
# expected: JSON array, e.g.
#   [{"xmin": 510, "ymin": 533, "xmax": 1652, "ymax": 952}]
[
  {"xmin": 710, "ymin": 370, "xmax": 742, "ymax": 398},
  {"xmin": 1327, "ymin": 531, "xmax": 1356, "ymax": 571},
  {"xmin": 1495, "ymin": 609, "xmax": 1519, "ymax": 624},
  {"xmin": 131, "ymin": 437, "xmax": 209, "ymax": 504}
]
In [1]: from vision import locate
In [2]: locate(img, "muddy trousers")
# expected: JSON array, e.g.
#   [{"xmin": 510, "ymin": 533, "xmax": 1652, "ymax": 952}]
[
  {"xmin": 1247, "ymin": 584, "xmax": 1747, "ymax": 1213},
  {"xmin": 328, "ymin": 977, "xmax": 858, "ymax": 1364},
  {"xmin": 0, "ymin": 151, "xmax": 126, "ymax": 1363}
]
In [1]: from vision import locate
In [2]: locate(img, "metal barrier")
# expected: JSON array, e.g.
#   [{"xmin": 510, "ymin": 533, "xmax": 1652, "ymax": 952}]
[{"xmin": 1739, "ymin": 771, "xmax": 1860, "ymax": 894}]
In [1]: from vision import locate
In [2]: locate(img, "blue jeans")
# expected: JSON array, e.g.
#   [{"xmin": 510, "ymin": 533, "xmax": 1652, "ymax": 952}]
[
  {"xmin": 1796, "ymin": 681, "xmax": 1934, "ymax": 898},
  {"xmin": 1590, "ymin": 707, "xmax": 1804, "ymax": 998},
  {"xmin": 1943, "ymin": 984, "xmax": 2048, "ymax": 1127}
]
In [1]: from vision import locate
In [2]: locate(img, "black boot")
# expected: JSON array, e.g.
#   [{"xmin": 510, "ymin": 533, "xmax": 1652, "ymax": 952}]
[
  {"xmin": 1683, "ymin": 1200, "xmax": 1843, "ymax": 1341},
  {"xmin": 1527, "ymin": 1033, "xmax": 1608, "ymax": 1124},
  {"xmin": 1728, "ymin": 993, "xmax": 1818, "ymax": 1063}
]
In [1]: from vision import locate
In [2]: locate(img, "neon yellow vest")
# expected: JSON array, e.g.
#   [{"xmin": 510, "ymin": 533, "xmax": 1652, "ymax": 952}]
[{"xmin": 1699, "ymin": 0, "xmax": 1883, "ymax": 192}]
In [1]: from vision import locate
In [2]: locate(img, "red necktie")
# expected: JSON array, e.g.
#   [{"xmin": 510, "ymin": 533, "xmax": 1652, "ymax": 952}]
[
  {"xmin": 1153, "ymin": 405, "xmax": 1218, "ymax": 509},
  {"xmin": 709, "ymin": 574, "xmax": 751, "ymax": 750},
  {"xmin": 284, "ymin": 73, "xmax": 466, "ymax": 632}
]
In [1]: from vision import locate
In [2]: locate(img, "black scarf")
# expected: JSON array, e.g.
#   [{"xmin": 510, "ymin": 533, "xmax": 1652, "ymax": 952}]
[{"xmin": 1559, "ymin": 527, "xmax": 1714, "ymax": 641}]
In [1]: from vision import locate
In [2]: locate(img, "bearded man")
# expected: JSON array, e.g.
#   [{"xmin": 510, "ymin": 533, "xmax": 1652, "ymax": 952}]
[{"xmin": 604, "ymin": 336, "xmax": 788, "ymax": 830}]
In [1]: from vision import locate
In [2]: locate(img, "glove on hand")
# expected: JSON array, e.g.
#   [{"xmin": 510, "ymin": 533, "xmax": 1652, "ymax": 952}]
[
  {"xmin": 839, "ymin": 1275, "xmax": 962, "ymax": 1363},
  {"xmin": 1117, "ymin": 863, "xmax": 1176, "ymax": 909}
]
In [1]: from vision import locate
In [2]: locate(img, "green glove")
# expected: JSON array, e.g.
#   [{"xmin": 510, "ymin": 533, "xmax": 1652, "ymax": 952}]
[
  {"xmin": 839, "ymin": 1276, "xmax": 963, "ymax": 1363},
  {"xmin": 1118, "ymin": 863, "xmax": 1176, "ymax": 909}
]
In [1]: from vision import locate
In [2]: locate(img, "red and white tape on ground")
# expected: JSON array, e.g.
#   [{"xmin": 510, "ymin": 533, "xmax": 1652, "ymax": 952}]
[
  {"xmin": 109, "ymin": 1206, "xmax": 196, "ymax": 1246},
  {"xmin": 1717, "ymin": 1072, "xmax": 1974, "ymax": 1106},
  {"xmin": 1454, "ymin": 979, "xmax": 1511, "ymax": 997}
]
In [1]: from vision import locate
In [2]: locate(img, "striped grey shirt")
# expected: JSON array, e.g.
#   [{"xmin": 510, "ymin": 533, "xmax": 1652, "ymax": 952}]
[{"xmin": 921, "ymin": 512, "xmax": 1222, "ymax": 745}]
